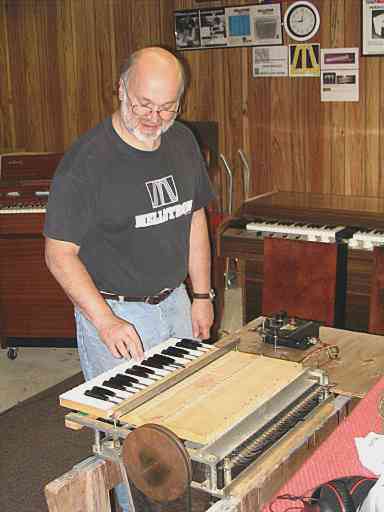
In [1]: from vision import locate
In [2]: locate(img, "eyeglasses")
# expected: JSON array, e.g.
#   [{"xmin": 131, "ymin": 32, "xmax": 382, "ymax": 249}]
[
  {"xmin": 130, "ymin": 103, "xmax": 180, "ymax": 121},
  {"xmin": 122, "ymin": 80, "xmax": 180, "ymax": 121}
]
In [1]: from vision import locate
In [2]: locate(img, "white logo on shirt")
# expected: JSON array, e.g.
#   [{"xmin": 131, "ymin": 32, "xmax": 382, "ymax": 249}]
[
  {"xmin": 135, "ymin": 175, "xmax": 192, "ymax": 228},
  {"xmin": 135, "ymin": 200, "xmax": 193, "ymax": 228},
  {"xmin": 146, "ymin": 175, "xmax": 178, "ymax": 208}
]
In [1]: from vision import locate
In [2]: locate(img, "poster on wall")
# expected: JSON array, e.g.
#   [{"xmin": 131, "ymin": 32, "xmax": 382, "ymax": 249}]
[
  {"xmin": 289, "ymin": 44, "xmax": 320, "ymax": 77},
  {"xmin": 320, "ymin": 48, "xmax": 359, "ymax": 102},
  {"xmin": 362, "ymin": 0, "xmax": 384, "ymax": 55},
  {"xmin": 226, "ymin": 4, "xmax": 282, "ymax": 47},
  {"xmin": 174, "ymin": 3, "xmax": 283, "ymax": 50},
  {"xmin": 200, "ymin": 8, "xmax": 227, "ymax": 47},
  {"xmin": 175, "ymin": 11, "xmax": 201, "ymax": 49},
  {"xmin": 253, "ymin": 46, "xmax": 288, "ymax": 76}
]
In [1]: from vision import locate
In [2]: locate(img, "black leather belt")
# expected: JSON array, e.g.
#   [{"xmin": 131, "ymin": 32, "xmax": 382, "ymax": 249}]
[{"xmin": 100, "ymin": 288, "xmax": 174, "ymax": 305}]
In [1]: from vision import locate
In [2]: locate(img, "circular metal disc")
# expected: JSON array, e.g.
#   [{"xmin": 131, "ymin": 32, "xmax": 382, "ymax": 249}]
[{"xmin": 122, "ymin": 423, "xmax": 192, "ymax": 502}]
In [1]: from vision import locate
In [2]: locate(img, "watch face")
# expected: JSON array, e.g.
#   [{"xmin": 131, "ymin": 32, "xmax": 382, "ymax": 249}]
[{"xmin": 284, "ymin": 1, "xmax": 320, "ymax": 41}]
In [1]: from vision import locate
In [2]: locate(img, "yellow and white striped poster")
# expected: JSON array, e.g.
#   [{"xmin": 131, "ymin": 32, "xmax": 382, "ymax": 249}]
[{"xmin": 289, "ymin": 44, "xmax": 320, "ymax": 77}]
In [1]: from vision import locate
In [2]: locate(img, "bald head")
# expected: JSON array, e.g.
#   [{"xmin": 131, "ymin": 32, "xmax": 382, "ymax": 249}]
[{"xmin": 121, "ymin": 47, "xmax": 186, "ymax": 99}]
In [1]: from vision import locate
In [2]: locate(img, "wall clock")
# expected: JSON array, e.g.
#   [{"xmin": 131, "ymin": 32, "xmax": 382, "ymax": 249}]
[{"xmin": 284, "ymin": 1, "xmax": 320, "ymax": 42}]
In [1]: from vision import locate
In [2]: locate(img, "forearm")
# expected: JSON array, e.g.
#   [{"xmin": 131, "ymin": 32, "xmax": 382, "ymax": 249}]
[
  {"xmin": 44, "ymin": 238, "xmax": 114, "ymax": 331},
  {"xmin": 188, "ymin": 208, "xmax": 212, "ymax": 293}
]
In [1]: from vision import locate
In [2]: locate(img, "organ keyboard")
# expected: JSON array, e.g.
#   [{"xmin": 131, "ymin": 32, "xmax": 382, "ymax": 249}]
[
  {"xmin": 245, "ymin": 219, "xmax": 350, "ymax": 243},
  {"xmin": 216, "ymin": 190, "xmax": 384, "ymax": 332},
  {"xmin": 349, "ymin": 229, "xmax": 384, "ymax": 250},
  {"xmin": 0, "ymin": 179, "xmax": 49, "ymax": 214},
  {"xmin": 60, "ymin": 337, "xmax": 220, "ymax": 419}
]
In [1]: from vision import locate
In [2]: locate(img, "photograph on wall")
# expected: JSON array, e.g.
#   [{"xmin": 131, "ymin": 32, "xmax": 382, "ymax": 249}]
[
  {"xmin": 320, "ymin": 48, "xmax": 359, "ymax": 102},
  {"xmin": 174, "ymin": 3, "xmax": 283, "ymax": 50},
  {"xmin": 253, "ymin": 45, "xmax": 288, "ymax": 77},
  {"xmin": 200, "ymin": 8, "xmax": 227, "ymax": 47},
  {"xmin": 175, "ymin": 11, "xmax": 201, "ymax": 49},
  {"xmin": 289, "ymin": 44, "xmax": 320, "ymax": 77},
  {"xmin": 362, "ymin": 0, "xmax": 384, "ymax": 55},
  {"xmin": 226, "ymin": 4, "xmax": 282, "ymax": 47}
]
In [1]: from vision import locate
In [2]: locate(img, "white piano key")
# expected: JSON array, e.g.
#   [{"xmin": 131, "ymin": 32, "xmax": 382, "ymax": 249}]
[{"xmin": 0, "ymin": 206, "xmax": 46, "ymax": 214}]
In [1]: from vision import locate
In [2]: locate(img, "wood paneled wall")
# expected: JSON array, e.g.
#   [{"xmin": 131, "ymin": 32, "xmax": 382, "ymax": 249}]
[{"xmin": 1, "ymin": 0, "xmax": 383, "ymax": 211}]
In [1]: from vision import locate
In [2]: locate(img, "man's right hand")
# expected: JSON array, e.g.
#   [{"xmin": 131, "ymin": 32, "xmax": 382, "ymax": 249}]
[
  {"xmin": 98, "ymin": 316, "xmax": 144, "ymax": 361},
  {"xmin": 44, "ymin": 238, "xmax": 145, "ymax": 361}
]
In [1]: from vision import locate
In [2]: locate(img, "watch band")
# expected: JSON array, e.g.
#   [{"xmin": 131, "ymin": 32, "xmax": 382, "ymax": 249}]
[{"xmin": 192, "ymin": 289, "xmax": 215, "ymax": 301}]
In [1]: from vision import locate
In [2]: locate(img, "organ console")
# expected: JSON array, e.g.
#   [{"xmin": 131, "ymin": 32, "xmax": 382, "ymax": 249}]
[
  {"xmin": 0, "ymin": 155, "xmax": 75, "ymax": 359},
  {"xmin": 216, "ymin": 190, "xmax": 384, "ymax": 333}
]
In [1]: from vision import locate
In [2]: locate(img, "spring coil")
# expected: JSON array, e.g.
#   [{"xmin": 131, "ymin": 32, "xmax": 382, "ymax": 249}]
[{"xmin": 228, "ymin": 387, "xmax": 324, "ymax": 469}]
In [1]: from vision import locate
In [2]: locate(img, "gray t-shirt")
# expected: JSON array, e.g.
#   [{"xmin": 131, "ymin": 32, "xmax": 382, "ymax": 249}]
[{"xmin": 44, "ymin": 118, "xmax": 215, "ymax": 296}]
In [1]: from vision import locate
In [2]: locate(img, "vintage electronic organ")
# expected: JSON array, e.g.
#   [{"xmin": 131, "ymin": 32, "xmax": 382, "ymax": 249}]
[
  {"xmin": 216, "ymin": 190, "xmax": 384, "ymax": 333},
  {"xmin": 0, "ymin": 152, "xmax": 63, "ymax": 180},
  {"xmin": 59, "ymin": 329, "xmax": 348, "ymax": 511},
  {"xmin": 0, "ymin": 154, "xmax": 75, "ymax": 359}
]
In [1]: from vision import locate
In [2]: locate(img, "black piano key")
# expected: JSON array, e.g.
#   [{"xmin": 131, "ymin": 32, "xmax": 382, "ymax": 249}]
[
  {"xmin": 141, "ymin": 359, "xmax": 171, "ymax": 370},
  {"xmin": 116, "ymin": 373, "xmax": 140, "ymax": 384},
  {"xmin": 150, "ymin": 353, "xmax": 178, "ymax": 365},
  {"xmin": 114, "ymin": 374, "xmax": 147, "ymax": 389},
  {"xmin": 132, "ymin": 364, "xmax": 155, "ymax": 374},
  {"xmin": 109, "ymin": 376, "xmax": 142, "ymax": 391},
  {"xmin": 125, "ymin": 367, "xmax": 157, "ymax": 380},
  {"xmin": 152, "ymin": 353, "xmax": 185, "ymax": 368},
  {"xmin": 102, "ymin": 379, "xmax": 132, "ymax": 396},
  {"xmin": 162, "ymin": 347, "xmax": 195, "ymax": 359},
  {"xmin": 103, "ymin": 379, "xmax": 126, "ymax": 392},
  {"xmin": 176, "ymin": 339, "xmax": 203, "ymax": 350},
  {"xmin": 84, "ymin": 388, "xmax": 119, "ymax": 404},
  {"xmin": 93, "ymin": 385, "xmax": 116, "ymax": 397},
  {"xmin": 136, "ymin": 364, "xmax": 165, "ymax": 377}
]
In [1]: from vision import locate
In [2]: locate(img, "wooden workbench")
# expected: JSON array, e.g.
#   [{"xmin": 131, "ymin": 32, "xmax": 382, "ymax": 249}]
[{"xmin": 45, "ymin": 320, "xmax": 384, "ymax": 512}]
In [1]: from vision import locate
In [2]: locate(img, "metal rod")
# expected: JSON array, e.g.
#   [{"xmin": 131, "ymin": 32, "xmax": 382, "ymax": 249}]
[
  {"xmin": 219, "ymin": 154, "xmax": 234, "ymax": 215},
  {"xmin": 238, "ymin": 149, "xmax": 250, "ymax": 201}
]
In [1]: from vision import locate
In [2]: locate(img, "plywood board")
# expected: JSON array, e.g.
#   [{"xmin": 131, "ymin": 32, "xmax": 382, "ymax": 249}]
[
  {"xmin": 228, "ymin": 317, "xmax": 384, "ymax": 398},
  {"xmin": 121, "ymin": 351, "xmax": 304, "ymax": 445}
]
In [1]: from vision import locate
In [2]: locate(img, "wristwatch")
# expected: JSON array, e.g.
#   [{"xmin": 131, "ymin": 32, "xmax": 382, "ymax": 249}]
[{"xmin": 192, "ymin": 289, "xmax": 215, "ymax": 302}]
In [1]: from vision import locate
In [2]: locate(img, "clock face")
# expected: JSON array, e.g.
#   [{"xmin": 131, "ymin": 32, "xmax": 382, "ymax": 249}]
[{"xmin": 284, "ymin": 1, "xmax": 320, "ymax": 42}]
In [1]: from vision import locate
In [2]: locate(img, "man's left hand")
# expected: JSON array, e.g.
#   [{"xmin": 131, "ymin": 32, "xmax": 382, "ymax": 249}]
[{"xmin": 191, "ymin": 299, "xmax": 214, "ymax": 340}]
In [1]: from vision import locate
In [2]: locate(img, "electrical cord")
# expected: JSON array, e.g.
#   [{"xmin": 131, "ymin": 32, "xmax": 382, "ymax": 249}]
[{"xmin": 268, "ymin": 493, "xmax": 319, "ymax": 511}]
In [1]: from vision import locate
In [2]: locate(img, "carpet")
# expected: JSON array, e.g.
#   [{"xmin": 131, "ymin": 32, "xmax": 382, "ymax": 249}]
[
  {"xmin": 0, "ymin": 373, "xmax": 213, "ymax": 512},
  {"xmin": 0, "ymin": 372, "xmax": 93, "ymax": 512},
  {"xmin": 0, "ymin": 347, "xmax": 81, "ymax": 414}
]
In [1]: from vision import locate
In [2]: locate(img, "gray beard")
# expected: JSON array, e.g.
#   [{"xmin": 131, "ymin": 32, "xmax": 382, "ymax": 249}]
[{"xmin": 121, "ymin": 104, "xmax": 173, "ymax": 145}]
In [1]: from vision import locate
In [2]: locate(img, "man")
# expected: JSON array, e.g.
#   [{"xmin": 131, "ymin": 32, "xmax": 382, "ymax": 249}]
[{"xmin": 44, "ymin": 46, "xmax": 215, "ymax": 510}]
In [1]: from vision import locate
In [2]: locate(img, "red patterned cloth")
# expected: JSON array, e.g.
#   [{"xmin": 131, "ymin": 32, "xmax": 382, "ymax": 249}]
[{"xmin": 262, "ymin": 377, "xmax": 384, "ymax": 512}]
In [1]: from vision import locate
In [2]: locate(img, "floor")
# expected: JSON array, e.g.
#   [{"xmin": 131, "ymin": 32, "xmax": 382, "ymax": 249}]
[{"xmin": 0, "ymin": 284, "xmax": 243, "ymax": 415}]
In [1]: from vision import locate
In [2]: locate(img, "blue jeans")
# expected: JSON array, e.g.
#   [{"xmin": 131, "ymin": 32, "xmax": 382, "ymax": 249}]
[{"xmin": 75, "ymin": 283, "xmax": 194, "ymax": 512}]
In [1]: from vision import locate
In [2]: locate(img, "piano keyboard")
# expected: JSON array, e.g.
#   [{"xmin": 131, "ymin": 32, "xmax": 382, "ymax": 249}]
[
  {"xmin": 246, "ymin": 220, "xmax": 348, "ymax": 243},
  {"xmin": 0, "ymin": 202, "xmax": 46, "ymax": 214},
  {"xmin": 348, "ymin": 229, "xmax": 384, "ymax": 250},
  {"xmin": 0, "ymin": 191, "xmax": 49, "ymax": 214},
  {"xmin": 60, "ymin": 337, "xmax": 217, "ymax": 419}
]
